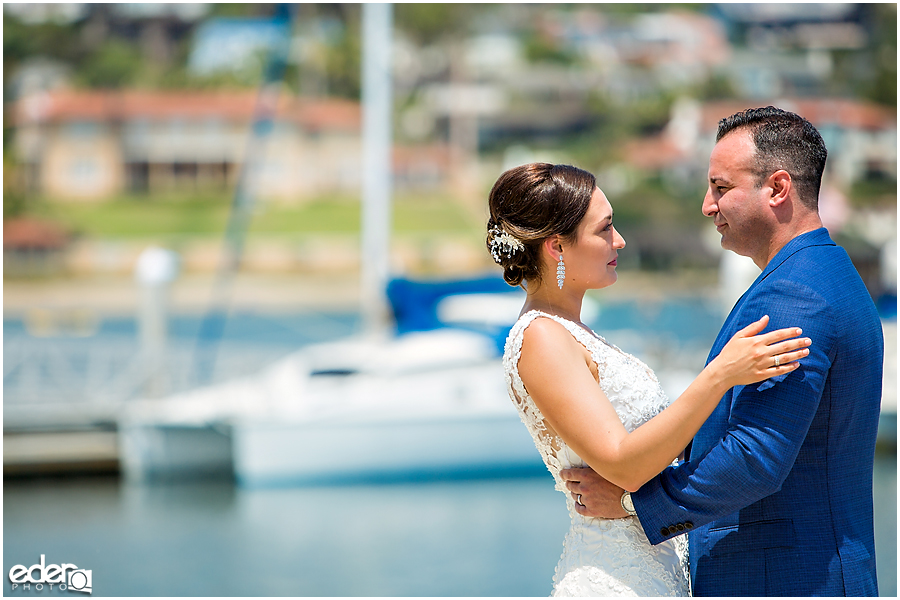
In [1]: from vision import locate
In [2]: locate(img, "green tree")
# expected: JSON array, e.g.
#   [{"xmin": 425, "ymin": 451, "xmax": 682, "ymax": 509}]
[
  {"xmin": 77, "ymin": 38, "xmax": 143, "ymax": 88},
  {"xmin": 394, "ymin": 4, "xmax": 477, "ymax": 45},
  {"xmin": 522, "ymin": 31, "xmax": 580, "ymax": 66},
  {"xmin": 862, "ymin": 3, "xmax": 897, "ymax": 106},
  {"xmin": 322, "ymin": 4, "xmax": 361, "ymax": 99},
  {"xmin": 3, "ymin": 13, "xmax": 85, "ymax": 93}
]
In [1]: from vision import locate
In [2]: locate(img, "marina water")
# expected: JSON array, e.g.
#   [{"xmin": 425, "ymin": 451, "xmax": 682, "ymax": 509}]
[
  {"xmin": 4, "ymin": 302, "xmax": 896, "ymax": 596},
  {"xmin": 3, "ymin": 453, "xmax": 895, "ymax": 596}
]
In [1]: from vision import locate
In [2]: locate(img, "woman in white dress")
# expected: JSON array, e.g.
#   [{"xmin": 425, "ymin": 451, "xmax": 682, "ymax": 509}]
[{"xmin": 487, "ymin": 163, "xmax": 811, "ymax": 596}]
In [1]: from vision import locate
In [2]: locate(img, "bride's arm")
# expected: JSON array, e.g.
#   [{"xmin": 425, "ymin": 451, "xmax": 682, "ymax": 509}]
[{"xmin": 518, "ymin": 315, "xmax": 810, "ymax": 492}]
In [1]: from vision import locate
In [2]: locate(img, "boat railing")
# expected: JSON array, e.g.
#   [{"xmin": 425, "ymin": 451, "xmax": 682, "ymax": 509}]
[{"xmin": 3, "ymin": 334, "xmax": 294, "ymax": 430}]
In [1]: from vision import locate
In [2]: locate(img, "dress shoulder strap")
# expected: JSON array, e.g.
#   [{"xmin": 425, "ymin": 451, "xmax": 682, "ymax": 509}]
[{"xmin": 505, "ymin": 309, "xmax": 600, "ymax": 362}]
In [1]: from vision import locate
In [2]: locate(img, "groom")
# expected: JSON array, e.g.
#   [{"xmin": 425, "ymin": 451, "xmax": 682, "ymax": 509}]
[{"xmin": 561, "ymin": 107, "xmax": 884, "ymax": 596}]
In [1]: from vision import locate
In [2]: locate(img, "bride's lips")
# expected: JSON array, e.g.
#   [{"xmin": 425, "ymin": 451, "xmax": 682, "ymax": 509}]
[{"xmin": 608, "ymin": 256, "xmax": 618, "ymax": 266}]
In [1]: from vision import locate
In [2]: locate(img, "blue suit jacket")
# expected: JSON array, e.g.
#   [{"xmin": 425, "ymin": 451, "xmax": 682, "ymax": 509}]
[{"xmin": 633, "ymin": 228, "xmax": 883, "ymax": 596}]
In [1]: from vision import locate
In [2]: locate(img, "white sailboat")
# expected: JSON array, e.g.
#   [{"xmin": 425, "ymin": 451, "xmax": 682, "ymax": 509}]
[
  {"xmin": 119, "ymin": 5, "xmax": 545, "ymax": 485},
  {"xmin": 118, "ymin": 281, "xmax": 549, "ymax": 485}
]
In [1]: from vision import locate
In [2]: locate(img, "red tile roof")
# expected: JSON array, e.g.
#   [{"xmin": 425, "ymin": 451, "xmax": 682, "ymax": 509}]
[
  {"xmin": 701, "ymin": 99, "xmax": 896, "ymax": 132},
  {"xmin": 623, "ymin": 135, "xmax": 685, "ymax": 170},
  {"xmin": 3, "ymin": 218, "xmax": 70, "ymax": 249},
  {"xmin": 16, "ymin": 89, "xmax": 361, "ymax": 131},
  {"xmin": 392, "ymin": 144, "xmax": 452, "ymax": 169}
]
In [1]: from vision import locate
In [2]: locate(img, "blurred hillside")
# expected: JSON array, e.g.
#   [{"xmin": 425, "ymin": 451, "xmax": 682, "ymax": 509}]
[{"xmin": 3, "ymin": 3, "xmax": 896, "ymax": 295}]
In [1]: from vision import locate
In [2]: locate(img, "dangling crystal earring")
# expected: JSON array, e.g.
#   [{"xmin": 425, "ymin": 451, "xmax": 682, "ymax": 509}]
[{"xmin": 556, "ymin": 255, "xmax": 565, "ymax": 289}]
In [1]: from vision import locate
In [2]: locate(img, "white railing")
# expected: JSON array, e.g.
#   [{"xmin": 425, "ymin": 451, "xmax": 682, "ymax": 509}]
[{"xmin": 3, "ymin": 335, "xmax": 294, "ymax": 429}]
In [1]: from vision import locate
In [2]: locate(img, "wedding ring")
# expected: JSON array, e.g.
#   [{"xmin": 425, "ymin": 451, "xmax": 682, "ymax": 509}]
[
  {"xmin": 774, "ymin": 356, "xmax": 781, "ymax": 367},
  {"xmin": 576, "ymin": 494, "xmax": 584, "ymax": 507}
]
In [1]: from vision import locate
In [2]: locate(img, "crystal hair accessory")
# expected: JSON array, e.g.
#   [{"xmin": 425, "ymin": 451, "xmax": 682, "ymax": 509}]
[{"xmin": 489, "ymin": 225, "xmax": 525, "ymax": 264}]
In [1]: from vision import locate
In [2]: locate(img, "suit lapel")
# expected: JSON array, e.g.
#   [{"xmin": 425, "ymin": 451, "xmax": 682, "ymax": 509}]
[
  {"xmin": 705, "ymin": 228, "xmax": 835, "ymax": 366},
  {"xmin": 692, "ymin": 229, "xmax": 836, "ymax": 460}
]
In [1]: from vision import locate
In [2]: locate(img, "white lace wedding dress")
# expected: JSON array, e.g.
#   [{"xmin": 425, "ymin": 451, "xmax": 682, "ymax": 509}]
[{"xmin": 504, "ymin": 311, "xmax": 690, "ymax": 597}]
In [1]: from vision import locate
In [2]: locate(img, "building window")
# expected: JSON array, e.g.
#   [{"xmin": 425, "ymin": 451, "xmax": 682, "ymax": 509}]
[
  {"xmin": 64, "ymin": 121, "xmax": 102, "ymax": 139},
  {"xmin": 70, "ymin": 157, "xmax": 100, "ymax": 190}
]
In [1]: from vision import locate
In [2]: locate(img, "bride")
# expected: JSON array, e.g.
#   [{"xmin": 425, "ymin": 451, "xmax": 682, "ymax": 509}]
[{"xmin": 487, "ymin": 163, "xmax": 810, "ymax": 596}]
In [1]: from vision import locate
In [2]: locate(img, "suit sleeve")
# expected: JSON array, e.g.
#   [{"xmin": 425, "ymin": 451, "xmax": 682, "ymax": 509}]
[{"xmin": 632, "ymin": 279, "xmax": 834, "ymax": 545}]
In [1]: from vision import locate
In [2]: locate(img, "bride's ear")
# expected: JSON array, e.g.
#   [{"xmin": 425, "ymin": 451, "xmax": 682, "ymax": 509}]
[{"xmin": 543, "ymin": 236, "xmax": 563, "ymax": 262}]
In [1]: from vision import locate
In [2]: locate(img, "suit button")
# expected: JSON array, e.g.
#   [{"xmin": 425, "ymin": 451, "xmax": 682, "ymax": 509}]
[
  {"xmin": 685, "ymin": 522, "xmax": 694, "ymax": 530},
  {"xmin": 668, "ymin": 525, "xmax": 678, "ymax": 534},
  {"xmin": 661, "ymin": 527, "xmax": 670, "ymax": 537},
  {"xmin": 676, "ymin": 523, "xmax": 685, "ymax": 532}
]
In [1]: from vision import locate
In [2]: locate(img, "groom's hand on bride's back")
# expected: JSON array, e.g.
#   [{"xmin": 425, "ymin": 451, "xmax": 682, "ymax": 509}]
[{"xmin": 559, "ymin": 467, "xmax": 629, "ymax": 518}]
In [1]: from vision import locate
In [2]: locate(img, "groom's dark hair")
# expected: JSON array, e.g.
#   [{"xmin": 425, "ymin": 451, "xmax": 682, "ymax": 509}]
[{"xmin": 717, "ymin": 106, "xmax": 827, "ymax": 210}]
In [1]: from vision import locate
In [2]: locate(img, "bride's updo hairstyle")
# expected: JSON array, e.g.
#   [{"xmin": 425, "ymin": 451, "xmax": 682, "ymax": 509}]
[{"xmin": 487, "ymin": 163, "xmax": 596, "ymax": 287}]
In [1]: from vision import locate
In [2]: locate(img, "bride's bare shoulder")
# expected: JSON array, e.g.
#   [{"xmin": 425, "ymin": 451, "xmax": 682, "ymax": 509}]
[{"xmin": 520, "ymin": 315, "xmax": 579, "ymax": 356}]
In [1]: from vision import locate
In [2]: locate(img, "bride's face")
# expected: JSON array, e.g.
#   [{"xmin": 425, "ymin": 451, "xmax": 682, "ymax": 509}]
[{"xmin": 562, "ymin": 187, "xmax": 626, "ymax": 290}]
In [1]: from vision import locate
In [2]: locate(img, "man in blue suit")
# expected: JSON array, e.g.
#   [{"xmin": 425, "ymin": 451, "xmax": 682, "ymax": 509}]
[{"xmin": 561, "ymin": 107, "xmax": 883, "ymax": 596}]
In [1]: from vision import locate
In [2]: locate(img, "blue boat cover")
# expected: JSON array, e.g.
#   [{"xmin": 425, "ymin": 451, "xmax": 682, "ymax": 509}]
[{"xmin": 386, "ymin": 275, "xmax": 519, "ymax": 355}]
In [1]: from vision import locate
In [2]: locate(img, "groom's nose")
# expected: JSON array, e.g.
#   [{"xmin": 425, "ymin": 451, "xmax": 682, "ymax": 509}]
[{"xmin": 702, "ymin": 188, "xmax": 718, "ymax": 218}]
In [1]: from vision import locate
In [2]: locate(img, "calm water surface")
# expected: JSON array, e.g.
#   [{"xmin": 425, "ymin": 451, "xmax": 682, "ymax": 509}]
[
  {"xmin": 3, "ymin": 451, "xmax": 896, "ymax": 597},
  {"xmin": 4, "ymin": 475, "xmax": 569, "ymax": 596},
  {"xmin": 5, "ymin": 305, "xmax": 896, "ymax": 596}
]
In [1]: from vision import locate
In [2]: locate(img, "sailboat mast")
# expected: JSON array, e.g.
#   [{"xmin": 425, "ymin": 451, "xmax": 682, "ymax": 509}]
[{"xmin": 360, "ymin": 3, "xmax": 394, "ymax": 337}]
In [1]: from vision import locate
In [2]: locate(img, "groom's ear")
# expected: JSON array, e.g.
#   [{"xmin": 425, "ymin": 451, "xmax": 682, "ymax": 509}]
[{"xmin": 768, "ymin": 170, "xmax": 792, "ymax": 207}]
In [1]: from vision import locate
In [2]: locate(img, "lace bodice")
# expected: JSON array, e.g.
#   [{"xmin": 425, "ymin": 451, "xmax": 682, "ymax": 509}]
[{"xmin": 503, "ymin": 310, "xmax": 690, "ymax": 597}]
